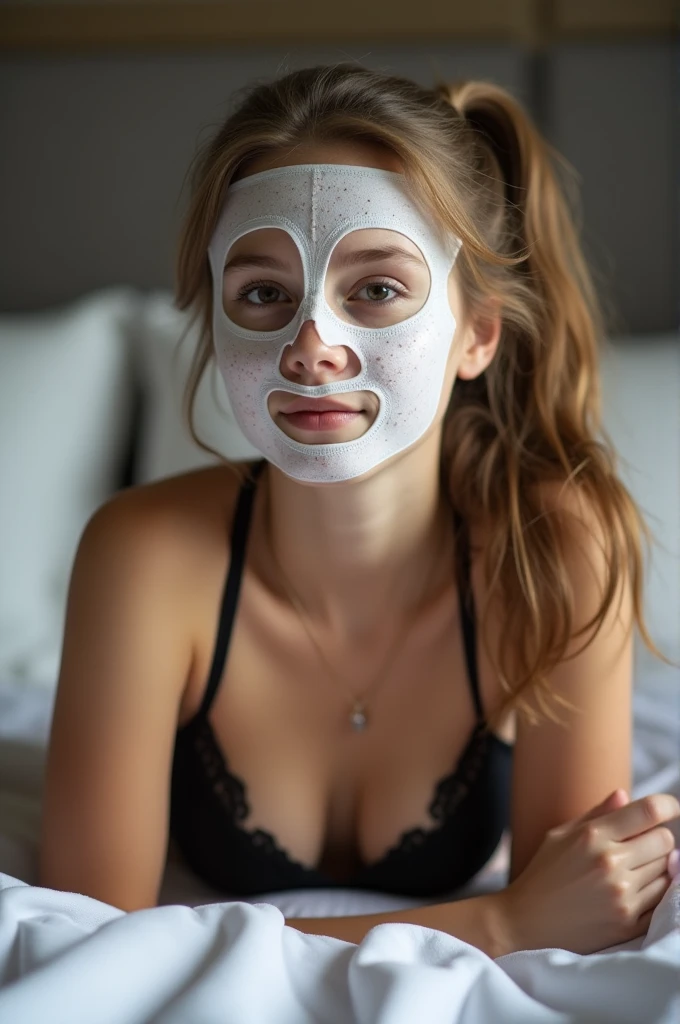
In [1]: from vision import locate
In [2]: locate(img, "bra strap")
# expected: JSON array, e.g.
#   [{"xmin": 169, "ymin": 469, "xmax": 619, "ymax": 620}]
[
  {"xmin": 196, "ymin": 460, "xmax": 267, "ymax": 720},
  {"xmin": 452, "ymin": 510, "xmax": 485, "ymax": 723}
]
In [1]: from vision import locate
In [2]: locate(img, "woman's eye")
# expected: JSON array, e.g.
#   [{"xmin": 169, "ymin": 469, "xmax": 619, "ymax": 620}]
[
  {"xmin": 235, "ymin": 280, "xmax": 290, "ymax": 306},
  {"xmin": 353, "ymin": 281, "xmax": 403, "ymax": 304}
]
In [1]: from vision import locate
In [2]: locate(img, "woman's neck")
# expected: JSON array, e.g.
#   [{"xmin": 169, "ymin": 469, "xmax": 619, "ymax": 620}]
[{"xmin": 260, "ymin": 433, "xmax": 456, "ymax": 642}]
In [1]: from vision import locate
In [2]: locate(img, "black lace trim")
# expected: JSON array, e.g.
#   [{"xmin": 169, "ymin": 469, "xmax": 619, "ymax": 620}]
[
  {"xmin": 186, "ymin": 714, "xmax": 493, "ymax": 874},
  {"xmin": 192, "ymin": 717, "xmax": 248, "ymax": 823},
  {"xmin": 368, "ymin": 723, "xmax": 491, "ymax": 861},
  {"xmin": 190, "ymin": 717, "xmax": 319, "ymax": 871}
]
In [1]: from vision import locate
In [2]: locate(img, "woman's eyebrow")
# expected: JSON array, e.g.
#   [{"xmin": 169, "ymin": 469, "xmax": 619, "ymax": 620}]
[
  {"xmin": 223, "ymin": 245, "xmax": 425, "ymax": 273},
  {"xmin": 334, "ymin": 245, "xmax": 425, "ymax": 270}
]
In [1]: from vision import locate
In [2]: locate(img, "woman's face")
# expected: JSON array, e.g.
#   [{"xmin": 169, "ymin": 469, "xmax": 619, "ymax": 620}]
[{"xmin": 221, "ymin": 140, "xmax": 469, "ymax": 451}]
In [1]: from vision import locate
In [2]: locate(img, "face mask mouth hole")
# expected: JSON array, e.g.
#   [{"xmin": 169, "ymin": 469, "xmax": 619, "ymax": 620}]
[{"xmin": 263, "ymin": 386, "xmax": 385, "ymax": 449}]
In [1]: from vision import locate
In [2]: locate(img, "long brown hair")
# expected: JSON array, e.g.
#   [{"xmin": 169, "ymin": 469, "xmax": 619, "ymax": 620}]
[{"xmin": 174, "ymin": 63, "xmax": 662, "ymax": 731}]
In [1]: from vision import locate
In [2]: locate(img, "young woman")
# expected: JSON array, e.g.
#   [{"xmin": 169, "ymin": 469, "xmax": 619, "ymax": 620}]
[{"xmin": 39, "ymin": 63, "xmax": 678, "ymax": 956}]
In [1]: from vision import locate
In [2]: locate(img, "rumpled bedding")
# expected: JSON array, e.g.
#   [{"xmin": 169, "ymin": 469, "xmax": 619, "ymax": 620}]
[{"xmin": 0, "ymin": 869, "xmax": 678, "ymax": 1024}]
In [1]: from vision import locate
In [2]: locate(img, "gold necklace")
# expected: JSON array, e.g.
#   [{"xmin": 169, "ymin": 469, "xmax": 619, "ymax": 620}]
[{"xmin": 265, "ymin": 488, "xmax": 446, "ymax": 732}]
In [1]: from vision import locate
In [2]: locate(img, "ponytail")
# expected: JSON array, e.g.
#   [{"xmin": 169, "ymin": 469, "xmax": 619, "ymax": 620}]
[{"xmin": 435, "ymin": 79, "xmax": 659, "ymax": 727}]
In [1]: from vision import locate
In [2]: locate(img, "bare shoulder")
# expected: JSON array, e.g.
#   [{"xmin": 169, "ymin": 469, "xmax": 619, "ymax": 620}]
[
  {"xmin": 92, "ymin": 462, "xmax": 256, "ymax": 578},
  {"xmin": 532, "ymin": 477, "xmax": 632, "ymax": 628},
  {"xmin": 461, "ymin": 478, "xmax": 617, "ymax": 738},
  {"xmin": 104, "ymin": 462, "xmax": 246, "ymax": 534}
]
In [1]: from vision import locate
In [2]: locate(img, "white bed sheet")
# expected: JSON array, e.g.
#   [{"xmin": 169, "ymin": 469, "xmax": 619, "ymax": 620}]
[{"xmin": 0, "ymin": 648, "xmax": 678, "ymax": 1022}]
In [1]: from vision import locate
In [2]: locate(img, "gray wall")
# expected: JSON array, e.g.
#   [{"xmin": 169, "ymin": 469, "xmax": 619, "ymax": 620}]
[{"xmin": 1, "ymin": 40, "xmax": 677, "ymax": 332}]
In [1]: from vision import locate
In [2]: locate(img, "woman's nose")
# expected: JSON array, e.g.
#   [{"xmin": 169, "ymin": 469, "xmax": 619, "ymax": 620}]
[{"xmin": 279, "ymin": 319, "xmax": 360, "ymax": 382}]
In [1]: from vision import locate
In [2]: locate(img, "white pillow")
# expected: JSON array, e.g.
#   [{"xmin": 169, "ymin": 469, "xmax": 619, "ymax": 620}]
[
  {"xmin": 0, "ymin": 289, "xmax": 139, "ymax": 686},
  {"xmin": 599, "ymin": 335, "xmax": 680, "ymax": 659},
  {"xmin": 132, "ymin": 291, "xmax": 260, "ymax": 486}
]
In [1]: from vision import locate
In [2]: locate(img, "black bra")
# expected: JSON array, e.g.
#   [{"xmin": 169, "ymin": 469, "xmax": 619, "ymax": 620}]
[{"xmin": 169, "ymin": 460, "xmax": 513, "ymax": 898}]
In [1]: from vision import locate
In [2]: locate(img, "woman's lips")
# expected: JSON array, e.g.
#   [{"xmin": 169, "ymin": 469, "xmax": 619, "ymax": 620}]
[{"xmin": 281, "ymin": 410, "xmax": 363, "ymax": 431}]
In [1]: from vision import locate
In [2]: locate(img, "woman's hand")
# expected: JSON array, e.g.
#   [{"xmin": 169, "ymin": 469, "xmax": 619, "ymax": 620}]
[{"xmin": 498, "ymin": 788, "xmax": 680, "ymax": 955}]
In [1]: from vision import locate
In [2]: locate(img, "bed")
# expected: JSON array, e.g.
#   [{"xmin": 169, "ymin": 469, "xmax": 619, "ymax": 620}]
[{"xmin": 0, "ymin": 290, "xmax": 678, "ymax": 1021}]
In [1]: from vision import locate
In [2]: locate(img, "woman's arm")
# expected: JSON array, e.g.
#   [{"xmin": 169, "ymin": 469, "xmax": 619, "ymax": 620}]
[
  {"xmin": 39, "ymin": 491, "xmax": 195, "ymax": 912},
  {"xmin": 286, "ymin": 791, "xmax": 679, "ymax": 955},
  {"xmin": 508, "ymin": 484, "xmax": 634, "ymax": 881},
  {"xmin": 284, "ymin": 891, "xmax": 514, "ymax": 956}
]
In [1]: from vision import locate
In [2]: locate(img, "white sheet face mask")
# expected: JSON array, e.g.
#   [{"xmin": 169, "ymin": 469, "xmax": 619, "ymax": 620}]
[{"xmin": 208, "ymin": 163, "xmax": 462, "ymax": 483}]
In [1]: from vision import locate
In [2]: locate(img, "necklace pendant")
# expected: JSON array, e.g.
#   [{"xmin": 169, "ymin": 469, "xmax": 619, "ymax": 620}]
[{"xmin": 350, "ymin": 703, "xmax": 368, "ymax": 732}]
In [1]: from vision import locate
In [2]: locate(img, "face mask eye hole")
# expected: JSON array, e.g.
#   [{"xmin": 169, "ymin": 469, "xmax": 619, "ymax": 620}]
[
  {"xmin": 222, "ymin": 227, "xmax": 303, "ymax": 331},
  {"xmin": 324, "ymin": 228, "xmax": 431, "ymax": 328}
]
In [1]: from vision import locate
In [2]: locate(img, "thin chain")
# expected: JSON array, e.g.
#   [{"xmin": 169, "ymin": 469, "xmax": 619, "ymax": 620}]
[
  {"xmin": 274, "ymin": 557, "xmax": 409, "ymax": 723},
  {"xmin": 264, "ymin": 481, "xmax": 447, "ymax": 731}
]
